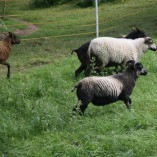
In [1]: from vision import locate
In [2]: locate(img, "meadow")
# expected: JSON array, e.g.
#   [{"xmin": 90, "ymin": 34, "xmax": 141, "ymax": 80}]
[{"xmin": 0, "ymin": 0, "xmax": 157, "ymax": 156}]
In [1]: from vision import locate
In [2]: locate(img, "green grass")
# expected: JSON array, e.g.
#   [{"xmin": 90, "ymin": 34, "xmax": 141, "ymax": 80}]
[{"xmin": 0, "ymin": 0, "xmax": 157, "ymax": 156}]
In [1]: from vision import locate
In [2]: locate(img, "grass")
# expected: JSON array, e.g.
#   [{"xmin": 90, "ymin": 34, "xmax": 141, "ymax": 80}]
[{"xmin": 0, "ymin": 0, "xmax": 157, "ymax": 156}]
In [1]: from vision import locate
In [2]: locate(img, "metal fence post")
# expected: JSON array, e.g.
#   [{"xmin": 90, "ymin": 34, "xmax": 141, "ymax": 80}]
[
  {"xmin": 95, "ymin": 0, "xmax": 99, "ymax": 37},
  {"xmin": 2, "ymin": 0, "xmax": 6, "ymax": 18}
]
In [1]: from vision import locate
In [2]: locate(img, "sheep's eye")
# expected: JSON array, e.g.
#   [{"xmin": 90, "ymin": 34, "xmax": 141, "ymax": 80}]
[
  {"xmin": 148, "ymin": 39, "xmax": 153, "ymax": 43},
  {"xmin": 135, "ymin": 63, "xmax": 143, "ymax": 70}
]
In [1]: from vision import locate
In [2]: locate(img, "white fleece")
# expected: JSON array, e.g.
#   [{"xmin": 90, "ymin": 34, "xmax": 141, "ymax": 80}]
[{"xmin": 87, "ymin": 37, "xmax": 150, "ymax": 68}]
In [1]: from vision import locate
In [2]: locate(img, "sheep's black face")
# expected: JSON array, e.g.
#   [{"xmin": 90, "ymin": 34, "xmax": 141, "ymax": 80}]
[
  {"xmin": 135, "ymin": 62, "xmax": 147, "ymax": 76},
  {"xmin": 126, "ymin": 28, "xmax": 147, "ymax": 39},
  {"xmin": 126, "ymin": 60, "xmax": 147, "ymax": 76},
  {"xmin": 136, "ymin": 30, "xmax": 146, "ymax": 38},
  {"xmin": 9, "ymin": 32, "xmax": 20, "ymax": 45},
  {"xmin": 132, "ymin": 28, "xmax": 147, "ymax": 38}
]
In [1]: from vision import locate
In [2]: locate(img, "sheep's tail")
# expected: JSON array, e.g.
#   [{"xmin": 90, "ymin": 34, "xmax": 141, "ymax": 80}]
[
  {"xmin": 71, "ymin": 83, "xmax": 81, "ymax": 92},
  {"xmin": 71, "ymin": 49, "xmax": 78, "ymax": 55}
]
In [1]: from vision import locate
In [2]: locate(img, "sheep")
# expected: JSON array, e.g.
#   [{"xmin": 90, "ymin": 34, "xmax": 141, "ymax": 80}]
[
  {"xmin": 72, "ymin": 28, "xmax": 147, "ymax": 78},
  {"xmin": 121, "ymin": 27, "xmax": 146, "ymax": 39},
  {"xmin": 71, "ymin": 60, "xmax": 147, "ymax": 115},
  {"xmin": 0, "ymin": 32, "xmax": 20, "ymax": 78},
  {"xmin": 85, "ymin": 37, "xmax": 156, "ymax": 76}
]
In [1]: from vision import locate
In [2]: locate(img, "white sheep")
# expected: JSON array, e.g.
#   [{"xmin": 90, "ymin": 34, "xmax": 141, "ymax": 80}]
[
  {"xmin": 72, "ymin": 60, "xmax": 147, "ymax": 115},
  {"xmin": 85, "ymin": 37, "xmax": 156, "ymax": 76},
  {"xmin": 72, "ymin": 28, "xmax": 147, "ymax": 78}
]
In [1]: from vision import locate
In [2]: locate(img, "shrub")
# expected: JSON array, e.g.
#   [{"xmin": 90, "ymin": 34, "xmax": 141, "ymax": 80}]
[
  {"xmin": 30, "ymin": 0, "xmax": 59, "ymax": 8},
  {"xmin": 77, "ymin": 0, "xmax": 94, "ymax": 7},
  {"xmin": 30, "ymin": 0, "xmax": 124, "ymax": 8}
]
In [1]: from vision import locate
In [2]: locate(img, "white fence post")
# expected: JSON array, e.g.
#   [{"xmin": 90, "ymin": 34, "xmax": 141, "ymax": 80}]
[
  {"xmin": 2, "ymin": 0, "xmax": 6, "ymax": 18},
  {"xmin": 95, "ymin": 0, "xmax": 99, "ymax": 38}
]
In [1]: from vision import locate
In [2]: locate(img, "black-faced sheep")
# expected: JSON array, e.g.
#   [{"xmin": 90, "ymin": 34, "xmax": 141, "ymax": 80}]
[
  {"xmin": 0, "ymin": 32, "xmax": 20, "ymax": 78},
  {"xmin": 72, "ymin": 28, "xmax": 147, "ymax": 78},
  {"xmin": 85, "ymin": 37, "xmax": 156, "ymax": 76},
  {"xmin": 72, "ymin": 60, "xmax": 147, "ymax": 115},
  {"xmin": 121, "ymin": 28, "xmax": 146, "ymax": 39}
]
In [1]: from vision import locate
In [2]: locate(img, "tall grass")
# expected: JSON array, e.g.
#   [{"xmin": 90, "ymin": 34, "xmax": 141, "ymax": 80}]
[{"xmin": 1, "ymin": 54, "xmax": 157, "ymax": 156}]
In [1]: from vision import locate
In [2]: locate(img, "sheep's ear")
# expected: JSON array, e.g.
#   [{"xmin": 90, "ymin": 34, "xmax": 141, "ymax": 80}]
[
  {"xmin": 145, "ymin": 37, "xmax": 152, "ymax": 44},
  {"xmin": 132, "ymin": 27, "xmax": 139, "ymax": 32},
  {"xmin": 126, "ymin": 60, "xmax": 135, "ymax": 67},
  {"xmin": 132, "ymin": 27, "xmax": 136, "ymax": 31},
  {"xmin": 134, "ymin": 62, "xmax": 142, "ymax": 69},
  {"xmin": 134, "ymin": 62, "xmax": 145, "ymax": 72},
  {"xmin": 8, "ymin": 32, "xmax": 12, "ymax": 37}
]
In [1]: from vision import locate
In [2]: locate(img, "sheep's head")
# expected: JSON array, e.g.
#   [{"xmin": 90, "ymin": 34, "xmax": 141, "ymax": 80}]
[
  {"xmin": 132, "ymin": 27, "xmax": 147, "ymax": 38},
  {"xmin": 145, "ymin": 37, "xmax": 157, "ymax": 51},
  {"xmin": 126, "ymin": 60, "xmax": 147, "ymax": 76},
  {"xmin": 125, "ymin": 27, "xmax": 147, "ymax": 39},
  {"xmin": 8, "ymin": 32, "xmax": 20, "ymax": 45}
]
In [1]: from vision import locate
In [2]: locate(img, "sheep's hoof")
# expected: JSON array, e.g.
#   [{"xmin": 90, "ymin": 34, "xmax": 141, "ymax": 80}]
[
  {"xmin": 7, "ymin": 74, "xmax": 10, "ymax": 79},
  {"xmin": 72, "ymin": 108, "xmax": 84, "ymax": 116}
]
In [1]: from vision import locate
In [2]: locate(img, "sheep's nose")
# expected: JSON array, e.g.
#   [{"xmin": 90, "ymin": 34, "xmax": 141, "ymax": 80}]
[
  {"xmin": 142, "ymin": 69, "xmax": 148, "ymax": 75},
  {"xmin": 149, "ymin": 44, "xmax": 157, "ymax": 51}
]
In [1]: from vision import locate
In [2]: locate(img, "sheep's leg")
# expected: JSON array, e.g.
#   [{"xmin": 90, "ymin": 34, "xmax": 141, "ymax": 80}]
[
  {"xmin": 75, "ymin": 64, "xmax": 87, "ymax": 78},
  {"xmin": 1, "ymin": 62, "xmax": 10, "ymax": 79},
  {"xmin": 79, "ymin": 103, "xmax": 88, "ymax": 115},
  {"xmin": 73, "ymin": 100, "xmax": 81, "ymax": 115},
  {"xmin": 85, "ymin": 65, "xmax": 92, "ymax": 76},
  {"xmin": 73, "ymin": 100, "xmax": 88, "ymax": 115},
  {"xmin": 124, "ymin": 97, "xmax": 132, "ymax": 109},
  {"xmin": 94, "ymin": 57, "xmax": 104, "ymax": 75},
  {"xmin": 85, "ymin": 54, "xmax": 92, "ymax": 76}
]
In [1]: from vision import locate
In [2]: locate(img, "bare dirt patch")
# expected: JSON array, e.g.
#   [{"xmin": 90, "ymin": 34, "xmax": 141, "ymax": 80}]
[{"xmin": 15, "ymin": 20, "xmax": 38, "ymax": 36}]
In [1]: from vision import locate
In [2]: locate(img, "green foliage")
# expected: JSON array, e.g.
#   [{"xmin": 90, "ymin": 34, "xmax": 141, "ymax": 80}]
[
  {"xmin": 29, "ymin": 0, "xmax": 125, "ymax": 8},
  {"xmin": 77, "ymin": 0, "xmax": 94, "ymax": 8},
  {"xmin": 30, "ymin": 0, "xmax": 59, "ymax": 8}
]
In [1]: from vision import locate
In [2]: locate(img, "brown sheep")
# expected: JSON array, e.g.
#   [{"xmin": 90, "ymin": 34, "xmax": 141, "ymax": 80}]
[{"xmin": 0, "ymin": 32, "xmax": 20, "ymax": 78}]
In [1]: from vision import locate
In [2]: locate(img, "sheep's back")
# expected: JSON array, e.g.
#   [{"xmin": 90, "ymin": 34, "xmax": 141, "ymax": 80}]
[
  {"xmin": 93, "ymin": 76, "xmax": 123, "ymax": 98},
  {"xmin": 80, "ymin": 76, "xmax": 123, "ymax": 98},
  {"xmin": 0, "ymin": 41, "xmax": 11, "ymax": 62},
  {"xmin": 88, "ymin": 37, "xmax": 138, "ymax": 66}
]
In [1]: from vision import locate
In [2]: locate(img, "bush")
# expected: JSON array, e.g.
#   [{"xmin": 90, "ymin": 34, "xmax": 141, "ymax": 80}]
[
  {"xmin": 30, "ymin": 0, "xmax": 59, "ymax": 8},
  {"xmin": 30, "ymin": 0, "xmax": 124, "ymax": 8},
  {"xmin": 77, "ymin": 0, "xmax": 94, "ymax": 7}
]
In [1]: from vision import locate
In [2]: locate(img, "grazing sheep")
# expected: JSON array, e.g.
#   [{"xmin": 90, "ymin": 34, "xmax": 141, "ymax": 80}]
[
  {"xmin": 85, "ymin": 37, "xmax": 156, "ymax": 76},
  {"xmin": 72, "ymin": 28, "xmax": 147, "ymax": 78},
  {"xmin": 72, "ymin": 60, "xmax": 147, "ymax": 115},
  {"xmin": 0, "ymin": 32, "xmax": 20, "ymax": 78}
]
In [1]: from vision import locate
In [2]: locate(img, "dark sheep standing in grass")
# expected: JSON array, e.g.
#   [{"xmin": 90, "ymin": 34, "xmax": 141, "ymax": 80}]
[
  {"xmin": 0, "ymin": 32, "xmax": 20, "ymax": 78},
  {"xmin": 71, "ymin": 28, "xmax": 147, "ymax": 78},
  {"xmin": 71, "ymin": 60, "xmax": 147, "ymax": 115}
]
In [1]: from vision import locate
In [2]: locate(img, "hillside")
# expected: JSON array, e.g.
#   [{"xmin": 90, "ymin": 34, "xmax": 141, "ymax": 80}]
[{"xmin": 0, "ymin": 0, "xmax": 157, "ymax": 156}]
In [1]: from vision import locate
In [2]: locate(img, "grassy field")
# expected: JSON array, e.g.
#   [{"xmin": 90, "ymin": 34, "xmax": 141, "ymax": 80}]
[{"xmin": 0, "ymin": 0, "xmax": 157, "ymax": 156}]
